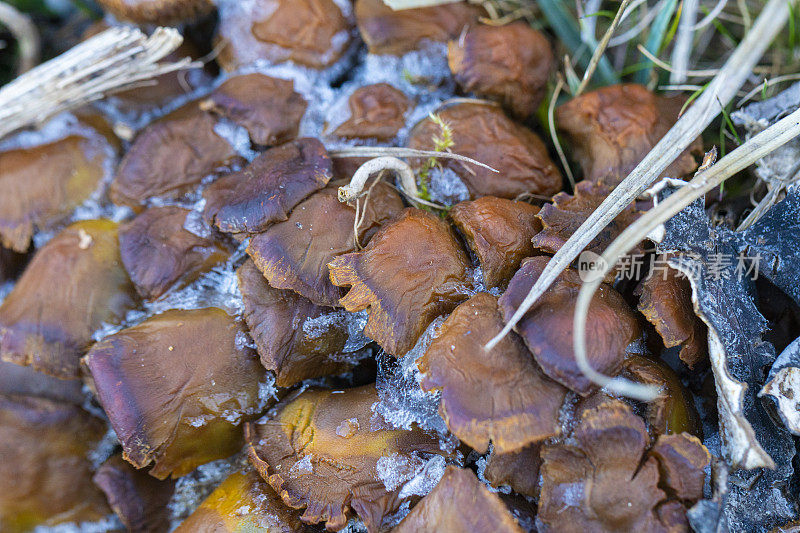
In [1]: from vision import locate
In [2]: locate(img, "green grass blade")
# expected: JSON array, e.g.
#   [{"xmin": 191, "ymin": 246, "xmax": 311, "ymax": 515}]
[{"xmin": 634, "ymin": 0, "xmax": 678, "ymax": 84}]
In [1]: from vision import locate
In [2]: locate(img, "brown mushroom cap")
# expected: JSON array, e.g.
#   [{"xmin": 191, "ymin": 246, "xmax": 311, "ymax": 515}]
[
  {"xmin": 637, "ymin": 257, "xmax": 708, "ymax": 368},
  {"xmin": 407, "ymin": 102, "xmax": 562, "ymax": 200},
  {"xmin": 648, "ymin": 433, "xmax": 710, "ymax": 503},
  {"xmin": 0, "ymin": 133, "xmax": 114, "ymax": 252},
  {"xmin": 247, "ymin": 182, "xmax": 404, "ymax": 307},
  {"xmin": 93, "ymin": 454, "xmax": 176, "ymax": 533},
  {"xmin": 237, "ymin": 259, "xmax": 354, "ymax": 388},
  {"xmin": 96, "ymin": 0, "xmax": 213, "ymax": 24},
  {"xmin": 245, "ymin": 384, "xmax": 446, "ymax": 531},
  {"xmin": 0, "ymin": 360, "xmax": 84, "ymax": 405},
  {"xmin": 354, "ymin": 0, "xmax": 483, "ymax": 55},
  {"xmin": 556, "ymin": 84, "xmax": 703, "ymax": 184},
  {"xmin": 119, "ymin": 206, "xmax": 230, "ymax": 300},
  {"xmin": 393, "ymin": 466, "xmax": 524, "ymax": 533},
  {"xmin": 483, "ymin": 443, "xmax": 543, "ymax": 498},
  {"xmin": 0, "ymin": 394, "xmax": 110, "ymax": 532},
  {"xmin": 83, "ymin": 307, "xmax": 267, "ymax": 479},
  {"xmin": 332, "ymin": 83, "xmax": 411, "ymax": 141},
  {"xmin": 328, "ymin": 208, "xmax": 470, "ymax": 356},
  {"xmin": 449, "ymin": 196, "xmax": 541, "ymax": 289},
  {"xmin": 447, "ymin": 22, "xmax": 553, "ymax": 118},
  {"xmin": 203, "ymin": 138, "xmax": 333, "ymax": 235},
  {"xmin": 201, "ymin": 73, "xmax": 308, "ymax": 146},
  {"xmin": 216, "ymin": 0, "xmax": 352, "ymax": 71},
  {"xmin": 498, "ymin": 256, "xmax": 641, "ymax": 395},
  {"xmin": 110, "ymin": 104, "xmax": 237, "ymax": 210},
  {"xmin": 0, "ymin": 220, "xmax": 138, "ymax": 379},
  {"xmin": 175, "ymin": 468, "xmax": 309, "ymax": 532},
  {"xmin": 418, "ymin": 292, "xmax": 566, "ymax": 454}
]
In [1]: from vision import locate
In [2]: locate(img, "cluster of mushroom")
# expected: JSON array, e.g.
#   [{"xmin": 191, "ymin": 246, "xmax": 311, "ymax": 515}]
[{"xmin": 0, "ymin": 1, "xmax": 712, "ymax": 532}]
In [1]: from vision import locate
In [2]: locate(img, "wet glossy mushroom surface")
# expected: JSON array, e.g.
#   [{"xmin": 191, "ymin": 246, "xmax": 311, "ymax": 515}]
[
  {"xmin": 333, "ymin": 83, "xmax": 411, "ymax": 141},
  {"xmin": 97, "ymin": 0, "xmax": 213, "ymax": 24},
  {"xmin": 407, "ymin": 102, "xmax": 562, "ymax": 199},
  {"xmin": 483, "ymin": 443, "xmax": 543, "ymax": 498},
  {"xmin": 84, "ymin": 307, "xmax": 267, "ymax": 479},
  {"xmin": 0, "ymin": 220, "xmax": 137, "ymax": 379},
  {"xmin": 329, "ymin": 208, "xmax": 470, "ymax": 355}
]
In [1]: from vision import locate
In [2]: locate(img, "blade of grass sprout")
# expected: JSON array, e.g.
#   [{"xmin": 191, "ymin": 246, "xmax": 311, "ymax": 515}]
[
  {"xmin": 576, "ymin": 0, "xmax": 631, "ymax": 96},
  {"xmin": 679, "ymin": 81, "xmax": 710, "ymax": 115},
  {"xmin": 702, "ymin": 4, "xmax": 738, "ymax": 45},
  {"xmin": 548, "ymin": 77, "xmax": 575, "ymax": 188},
  {"xmin": 634, "ymin": 0, "xmax": 678, "ymax": 84},
  {"xmin": 0, "ymin": 1, "xmax": 40, "ymax": 74},
  {"xmin": 609, "ymin": 0, "xmax": 666, "ymax": 48},
  {"xmin": 670, "ymin": 0, "xmax": 698, "ymax": 83},
  {"xmin": 328, "ymin": 147, "xmax": 498, "ymax": 172},
  {"xmin": 738, "ymin": 73, "xmax": 800, "ymax": 106},
  {"xmin": 573, "ymin": 105, "xmax": 800, "ymax": 400},
  {"xmin": 637, "ymin": 44, "xmax": 718, "ymax": 77},
  {"xmin": 692, "ymin": 0, "xmax": 729, "ymax": 30},
  {"xmin": 662, "ymin": 3, "xmax": 682, "ymax": 51},
  {"xmin": 484, "ymin": 0, "xmax": 795, "ymax": 353}
]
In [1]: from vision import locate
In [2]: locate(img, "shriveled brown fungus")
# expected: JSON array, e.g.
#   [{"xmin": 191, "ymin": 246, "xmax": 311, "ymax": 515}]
[
  {"xmin": 119, "ymin": 206, "xmax": 230, "ymax": 300},
  {"xmin": 245, "ymin": 384, "xmax": 446, "ymax": 532},
  {"xmin": 83, "ymin": 308, "xmax": 268, "ymax": 479},
  {"xmin": 418, "ymin": 292, "xmax": 566, "ymax": 454},
  {"xmin": 648, "ymin": 433, "xmax": 710, "ymax": 503},
  {"xmin": 0, "ymin": 360, "xmax": 84, "ymax": 405},
  {"xmin": 0, "ymin": 131, "xmax": 115, "ymax": 252},
  {"xmin": 332, "ymin": 83, "xmax": 411, "ymax": 141},
  {"xmin": 216, "ymin": 0, "xmax": 352, "ymax": 71},
  {"xmin": 175, "ymin": 468, "xmax": 310, "ymax": 532},
  {"xmin": 354, "ymin": 0, "xmax": 483, "ymax": 55},
  {"xmin": 0, "ymin": 220, "xmax": 137, "ymax": 379},
  {"xmin": 393, "ymin": 466, "xmax": 524, "ymax": 533},
  {"xmin": 498, "ymin": 256, "xmax": 641, "ymax": 395},
  {"xmin": 204, "ymin": 138, "xmax": 333, "ymax": 235},
  {"xmin": 328, "ymin": 208, "xmax": 470, "ymax": 355},
  {"xmin": 556, "ymin": 84, "xmax": 703, "ymax": 184},
  {"xmin": 97, "ymin": 0, "xmax": 213, "ymax": 25},
  {"xmin": 110, "ymin": 104, "xmax": 237, "ymax": 210},
  {"xmin": 449, "ymin": 196, "xmax": 541, "ymax": 289},
  {"xmin": 93, "ymin": 454, "xmax": 176, "ymax": 533},
  {"xmin": 237, "ymin": 259, "xmax": 355, "ymax": 388},
  {"xmin": 447, "ymin": 22, "xmax": 553, "ymax": 118},
  {"xmin": 483, "ymin": 443, "xmax": 543, "ymax": 499},
  {"xmin": 247, "ymin": 182, "xmax": 403, "ymax": 307},
  {"xmin": 200, "ymin": 73, "xmax": 308, "ymax": 146},
  {"xmin": 407, "ymin": 102, "xmax": 561, "ymax": 199}
]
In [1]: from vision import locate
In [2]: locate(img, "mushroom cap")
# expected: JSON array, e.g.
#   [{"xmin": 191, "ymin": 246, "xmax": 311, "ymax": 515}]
[
  {"xmin": 556, "ymin": 84, "xmax": 703, "ymax": 184},
  {"xmin": 332, "ymin": 83, "xmax": 411, "ymax": 141},
  {"xmin": 498, "ymin": 256, "xmax": 641, "ymax": 395},
  {"xmin": 245, "ymin": 384, "xmax": 446, "ymax": 531},
  {"xmin": 0, "ymin": 220, "xmax": 138, "ymax": 379},
  {"xmin": 447, "ymin": 22, "xmax": 553, "ymax": 118},
  {"xmin": 203, "ymin": 138, "xmax": 333, "ymax": 235},
  {"xmin": 418, "ymin": 292, "xmax": 566, "ymax": 454},
  {"xmin": 83, "ymin": 308, "xmax": 267, "ymax": 479},
  {"xmin": 119, "ymin": 206, "xmax": 230, "ymax": 300},
  {"xmin": 328, "ymin": 208, "xmax": 470, "ymax": 356},
  {"xmin": 483, "ymin": 443, "xmax": 543, "ymax": 498},
  {"xmin": 96, "ymin": 0, "xmax": 214, "ymax": 25},
  {"xmin": 648, "ymin": 433, "xmax": 710, "ymax": 503},
  {"xmin": 247, "ymin": 182, "xmax": 403, "ymax": 307},
  {"xmin": 407, "ymin": 102, "xmax": 562, "ymax": 200},
  {"xmin": 449, "ymin": 196, "xmax": 541, "ymax": 289},
  {"xmin": 0, "ymin": 360, "xmax": 84, "ymax": 405}
]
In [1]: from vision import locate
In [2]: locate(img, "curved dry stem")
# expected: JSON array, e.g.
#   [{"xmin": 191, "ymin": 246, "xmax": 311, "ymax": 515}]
[
  {"xmin": 0, "ymin": 1, "xmax": 40, "ymax": 74},
  {"xmin": 575, "ymin": 0, "xmax": 631, "ymax": 96},
  {"xmin": 340, "ymin": 156, "xmax": 420, "ymax": 201},
  {"xmin": 485, "ymin": 0, "xmax": 795, "ymax": 353},
  {"xmin": 329, "ymin": 147, "xmax": 498, "ymax": 173},
  {"xmin": 573, "ymin": 105, "xmax": 800, "ymax": 400}
]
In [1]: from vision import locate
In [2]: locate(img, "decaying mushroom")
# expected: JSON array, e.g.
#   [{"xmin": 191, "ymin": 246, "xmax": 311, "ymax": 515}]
[
  {"xmin": 556, "ymin": 84, "xmax": 703, "ymax": 184},
  {"xmin": 175, "ymin": 468, "xmax": 309, "ymax": 532},
  {"xmin": 215, "ymin": 0, "xmax": 353, "ymax": 71},
  {"xmin": 200, "ymin": 73, "xmax": 308, "ymax": 147},
  {"xmin": 119, "ymin": 206, "xmax": 230, "ymax": 300},
  {"xmin": 237, "ymin": 259, "xmax": 358, "ymax": 388},
  {"xmin": 332, "ymin": 83, "xmax": 411, "ymax": 141},
  {"xmin": 354, "ymin": 0, "xmax": 483, "ymax": 55},
  {"xmin": 447, "ymin": 22, "xmax": 553, "ymax": 118},
  {"xmin": 498, "ymin": 256, "xmax": 641, "ymax": 395},
  {"xmin": 110, "ymin": 104, "xmax": 238, "ymax": 210},
  {"xmin": 96, "ymin": 0, "xmax": 214, "ymax": 25},
  {"xmin": 328, "ymin": 208, "xmax": 470, "ymax": 355},
  {"xmin": 0, "ymin": 220, "xmax": 137, "ymax": 379},
  {"xmin": 393, "ymin": 466, "xmax": 524, "ymax": 533},
  {"xmin": 649, "ymin": 433, "xmax": 710, "ymax": 503},
  {"xmin": 483, "ymin": 443, "xmax": 543, "ymax": 498},
  {"xmin": 407, "ymin": 102, "xmax": 561, "ymax": 199},
  {"xmin": 0, "ymin": 360, "xmax": 84, "ymax": 405},
  {"xmin": 449, "ymin": 196, "xmax": 541, "ymax": 289},
  {"xmin": 0, "ymin": 131, "xmax": 115, "ymax": 252},
  {"xmin": 247, "ymin": 182, "xmax": 404, "ymax": 307},
  {"xmin": 245, "ymin": 384, "xmax": 446, "ymax": 531},
  {"xmin": 418, "ymin": 293, "xmax": 566, "ymax": 454},
  {"xmin": 84, "ymin": 308, "xmax": 267, "ymax": 479},
  {"xmin": 204, "ymin": 138, "xmax": 333, "ymax": 235}
]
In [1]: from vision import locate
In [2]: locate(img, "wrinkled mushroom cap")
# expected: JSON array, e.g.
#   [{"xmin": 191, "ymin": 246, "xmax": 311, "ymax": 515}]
[
  {"xmin": 407, "ymin": 102, "xmax": 561, "ymax": 199},
  {"xmin": 97, "ymin": 0, "xmax": 213, "ymax": 24},
  {"xmin": 498, "ymin": 256, "xmax": 641, "ymax": 395},
  {"xmin": 648, "ymin": 433, "xmax": 710, "ymax": 503},
  {"xmin": 84, "ymin": 307, "xmax": 267, "ymax": 479},
  {"xmin": 483, "ymin": 443, "xmax": 543, "ymax": 498},
  {"xmin": 332, "ymin": 83, "xmax": 411, "ymax": 141},
  {"xmin": 0, "ymin": 220, "xmax": 138, "ymax": 379},
  {"xmin": 418, "ymin": 292, "xmax": 566, "ymax": 453},
  {"xmin": 328, "ymin": 208, "xmax": 470, "ymax": 356}
]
